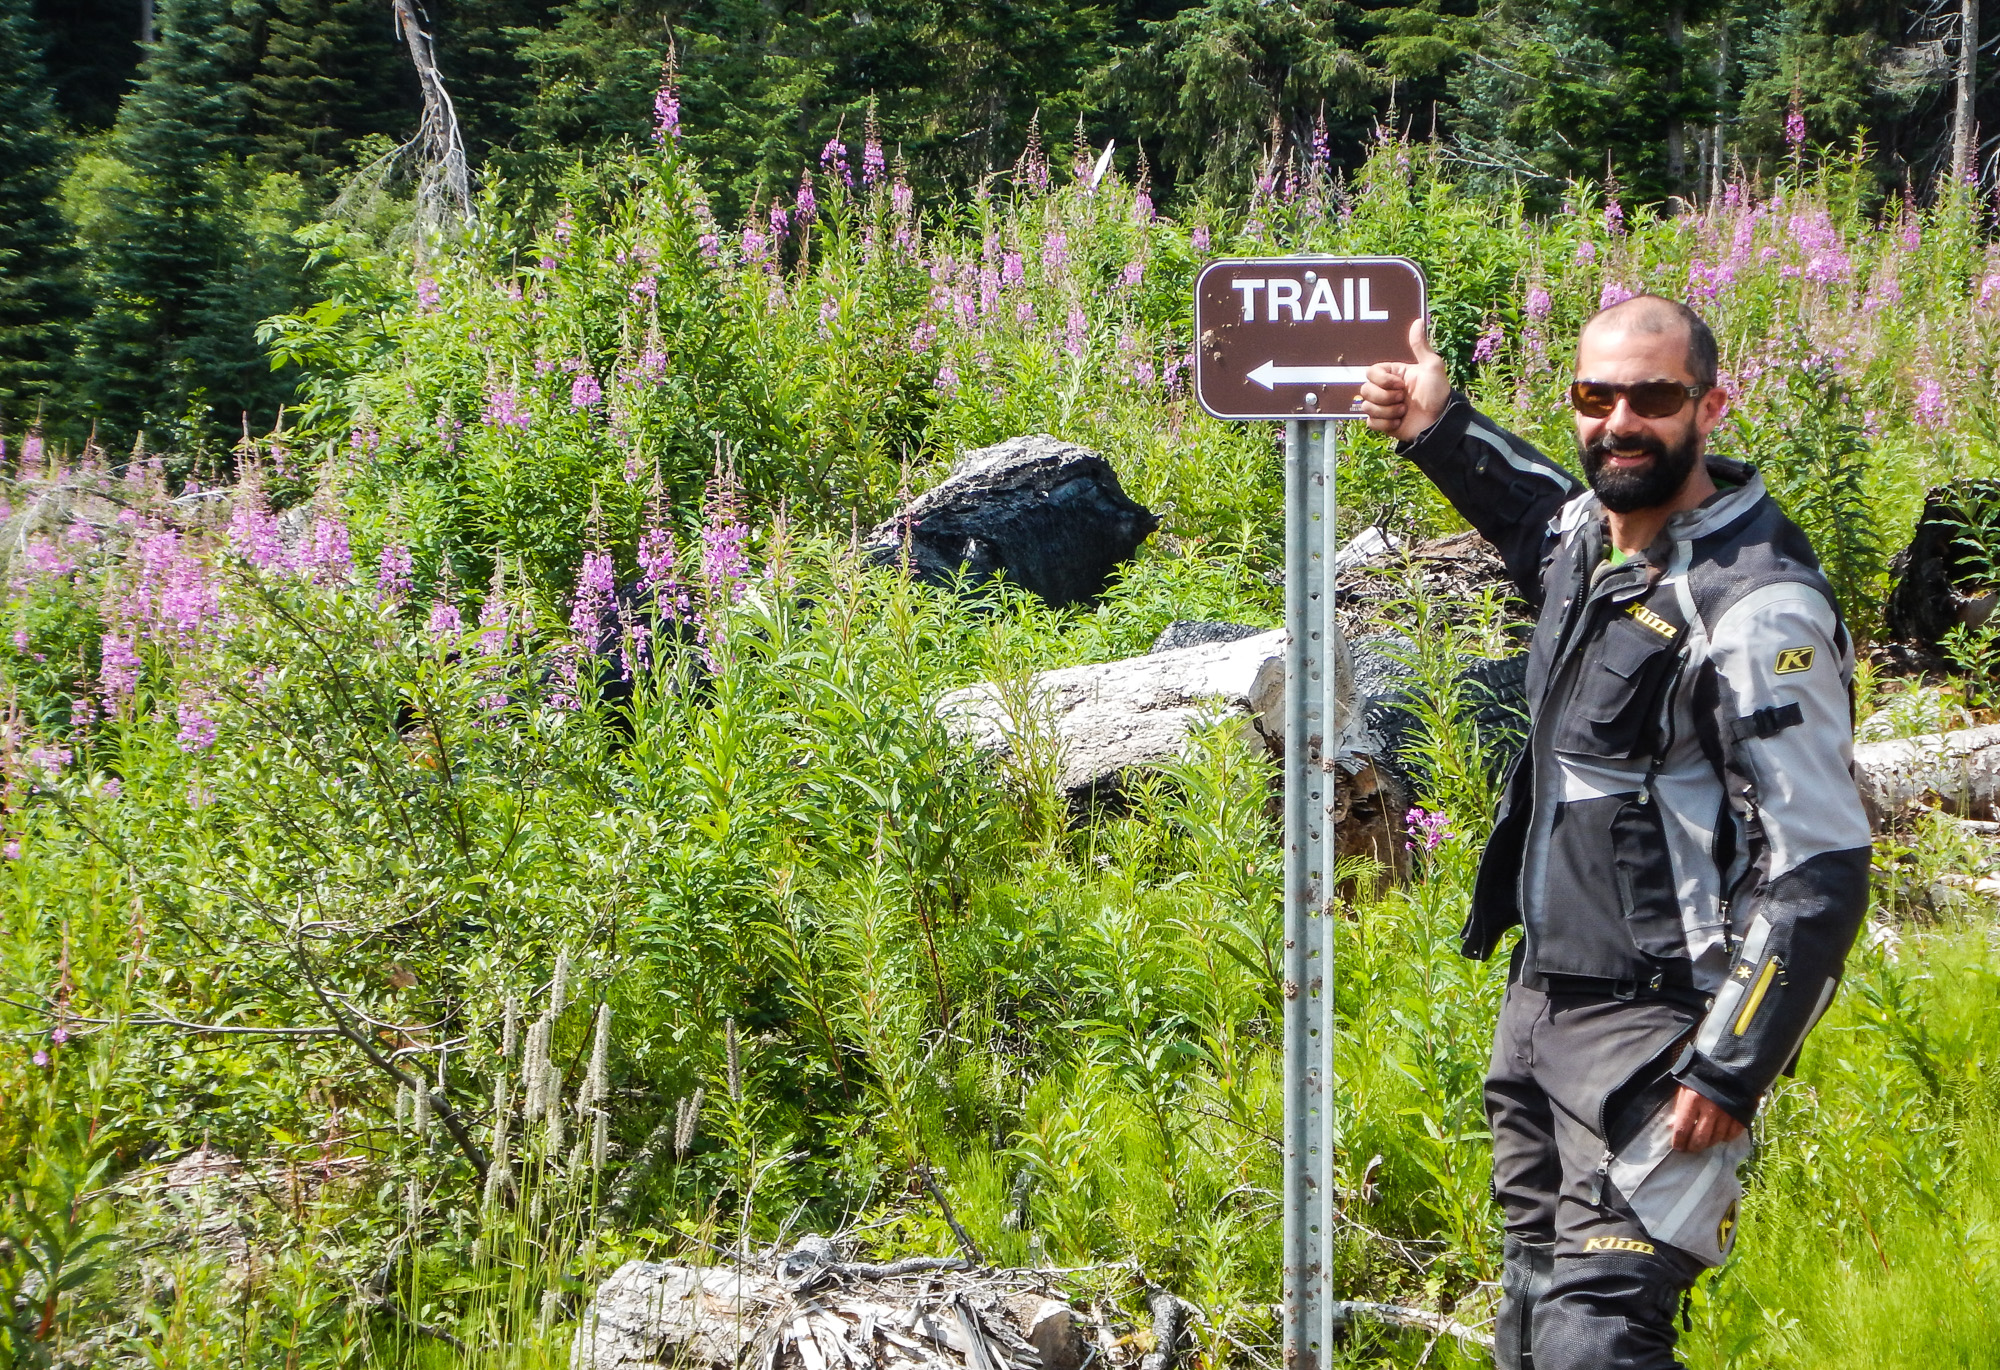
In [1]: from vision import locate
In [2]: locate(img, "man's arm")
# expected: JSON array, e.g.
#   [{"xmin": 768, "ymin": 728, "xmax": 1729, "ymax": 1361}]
[
  {"xmin": 1673, "ymin": 583, "xmax": 1874, "ymax": 1128},
  {"xmin": 1361, "ymin": 321, "xmax": 1581, "ymax": 606}
]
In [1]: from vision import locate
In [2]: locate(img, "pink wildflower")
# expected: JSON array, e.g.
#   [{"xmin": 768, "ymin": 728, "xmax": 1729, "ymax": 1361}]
[
  {"xmin": 1472, "ymin": 325, "xmax": 1505, "ymax": 364},
  {"xmin": 484, "ymin": 388, "xmax": 531, "ymax": 430},
  {"xmin": 571, "ymin": 373, "xmax": 603, "ymax": 408},
  {"xmin": 417, "ymin": 278, "xmax": 441, "ymax": 310},
  {"xmin": 175, "ymin": 703, "xmax": 217, "ymax": 753},
  {"xmin": 427, "ymin": 601, "xmax": 463, "ymax": 640},
  {"xmin": 1598, "ymin": 282, "xmax": 1634, "ymax": 309},
  {"xmin": 1575, "ymin": 239, "xmax": 1597, "ymax": 265},
  {"xmin": 378, "ymin": 544, "xmax": 414, "ymax": 602},
  {"xmin": 100, "ymin": 633, "xmax": 139, "ymax": 703},
  {"xmin": 1525, "ymin": 285, "xmax": 1552, "ymax": 319},
  {"xmin": 1916, "ymin": 378, "xmax": 1948, "ymax": 428}
]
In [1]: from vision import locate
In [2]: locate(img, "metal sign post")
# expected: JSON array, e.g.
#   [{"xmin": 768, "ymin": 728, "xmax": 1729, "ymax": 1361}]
[{"xmin": 1192, "ymin": 256, "xmax": 1427, "ymax": 1370}]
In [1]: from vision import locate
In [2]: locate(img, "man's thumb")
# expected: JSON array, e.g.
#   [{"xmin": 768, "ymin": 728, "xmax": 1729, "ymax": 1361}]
[{"xmin": 1408, "ymin": 316, "xmax": 1439, "ymax": 364}]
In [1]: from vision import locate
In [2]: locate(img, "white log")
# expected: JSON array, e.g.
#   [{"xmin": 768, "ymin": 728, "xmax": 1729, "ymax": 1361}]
[
  {"xmin": 1853, "ymin": 724, "xmax": 2000, "ymax": 830},
  {"xmin": 937, "ymin": 627, "xmax": 1366, "ymax": 801}
]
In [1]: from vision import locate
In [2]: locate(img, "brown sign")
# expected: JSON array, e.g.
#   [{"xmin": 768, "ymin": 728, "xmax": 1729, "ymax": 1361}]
[{"xmin": 1193, "ymin": 256, "xmax": 1427, "ymax": 421}]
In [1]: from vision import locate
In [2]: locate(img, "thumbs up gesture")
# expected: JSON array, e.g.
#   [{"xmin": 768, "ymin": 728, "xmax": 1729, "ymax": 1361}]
[{"xmin": 1359, "ymin": 318, "xmax": 1452, "ymax": 442}]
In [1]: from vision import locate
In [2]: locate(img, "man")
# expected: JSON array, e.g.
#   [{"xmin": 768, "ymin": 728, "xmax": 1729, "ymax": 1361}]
[{"xmin": 1357, "ymin": 295, "xmax": 1872, "ymax": 1369}]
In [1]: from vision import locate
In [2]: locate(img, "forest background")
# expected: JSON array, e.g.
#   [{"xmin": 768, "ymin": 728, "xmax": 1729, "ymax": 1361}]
[{"xmin": 7, "ymin": 1, "xmax": 2000, "ymax": 1368}]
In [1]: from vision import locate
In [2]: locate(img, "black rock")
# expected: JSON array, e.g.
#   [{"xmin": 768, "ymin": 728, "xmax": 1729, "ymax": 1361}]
[
  {"xmin": 1149, "ymin": 620, "xmax": 1266, "ymax": 654},
  {"xmin": 865, "ymin": 435, "xmax": 1159, "ymax": 607},
  {"xmin": 1885, "ymin": 479, "xmax": 2000, "ymax": 649}
]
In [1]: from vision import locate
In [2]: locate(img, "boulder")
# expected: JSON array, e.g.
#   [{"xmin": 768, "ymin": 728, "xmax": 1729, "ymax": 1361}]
[
  {"xmin": 866, "ymin": 436, "xmax": 1158, "ymax": 606},
  {"xmin": 1885, "ymin": 479, "xmax": 2000, "ymax": 648}
]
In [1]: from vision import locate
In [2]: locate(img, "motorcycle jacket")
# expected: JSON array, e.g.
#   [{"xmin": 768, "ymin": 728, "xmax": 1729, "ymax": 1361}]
[{"xmin": 1399, "ymin": 395, "xmax": 1874, "ymax": 1125}]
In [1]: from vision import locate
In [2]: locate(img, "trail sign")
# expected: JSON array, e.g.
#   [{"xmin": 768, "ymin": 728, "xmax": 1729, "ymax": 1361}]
[
  {"xmin": 1193, "ymin": 256, "xmax": 1426, "ymax": 421},
  {"xmin": 1187, "ymin": 255, "xmax": 1431, "ymax": 1370}
]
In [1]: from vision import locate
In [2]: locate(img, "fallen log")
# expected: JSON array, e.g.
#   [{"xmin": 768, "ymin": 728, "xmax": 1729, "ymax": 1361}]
[{"xmin": 1852, "ymin": 724, "xmax": 2000, "ymax": 829}]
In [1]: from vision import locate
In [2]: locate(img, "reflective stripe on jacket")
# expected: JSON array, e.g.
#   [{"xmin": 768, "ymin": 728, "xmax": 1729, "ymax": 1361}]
[{"xmin": 1400, "ymin": 395, "xmax": 1873, "ymax": 1124}]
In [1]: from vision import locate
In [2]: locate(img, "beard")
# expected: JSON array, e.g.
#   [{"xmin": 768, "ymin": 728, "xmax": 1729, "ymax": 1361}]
[{"xmin": 1580, "ymin": 425, "xmax": 1701, "ymax": 514}]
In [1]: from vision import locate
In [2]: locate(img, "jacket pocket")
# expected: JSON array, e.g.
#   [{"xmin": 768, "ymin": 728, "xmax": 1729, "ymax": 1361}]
[
  {"xmin": 1611, "ymin": 797, "xmax": 1687, "ymax": 960},
  {"xmin": 1554, "ymin": 615, "xmax": 1676, "ymax": 759}
]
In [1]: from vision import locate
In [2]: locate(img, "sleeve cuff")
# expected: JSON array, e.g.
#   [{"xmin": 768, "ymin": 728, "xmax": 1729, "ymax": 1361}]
[
  {"xmin": 1393, "ymin": 392, "xmax": 1472, "ymax": 461},
  {"xmin": 1671, "ymin": 1046, "xmax": 1761, "ymax": 1128}
]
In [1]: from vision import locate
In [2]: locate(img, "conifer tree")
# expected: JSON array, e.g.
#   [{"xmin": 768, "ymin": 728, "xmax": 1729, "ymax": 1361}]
[
  {"xmin": 252, "ymin": 0, "xmax": 415, "ymax": 189},
  {"xmin": 75, "ymin": 0, "xmax": 300, "ymax": 453},
  {"xmin": 0, "ymin": 0, "xmax": 83, "ymax": 424}
]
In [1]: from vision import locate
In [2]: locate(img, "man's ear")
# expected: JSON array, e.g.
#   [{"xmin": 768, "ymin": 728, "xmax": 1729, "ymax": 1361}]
[{"xmin": 1696, "ymin": 383, "xmax": 1730, "ymax": 436}]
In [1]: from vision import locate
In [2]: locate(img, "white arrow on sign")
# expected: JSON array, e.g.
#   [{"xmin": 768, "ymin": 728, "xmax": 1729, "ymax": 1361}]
[{"xmin": 1247, "ymin": 361, "xmax": 1372, "ymax": 389}]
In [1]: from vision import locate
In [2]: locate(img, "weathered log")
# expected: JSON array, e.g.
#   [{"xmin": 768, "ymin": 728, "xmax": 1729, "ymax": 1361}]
[
  {"xmin": 865, "ymin": 436, "xmax": 1158, "ymax": 607},
  {"xmin": 936, "ymin": 629, "xmax": 1297, "ymax": 805},
  {"xmin": 569, "ymin": 1254, "xmax": 1096, "ymax": 1370},
  {"xmin": 1852, "ymin": 724, "xmax": 2000, "ymax": 829}
]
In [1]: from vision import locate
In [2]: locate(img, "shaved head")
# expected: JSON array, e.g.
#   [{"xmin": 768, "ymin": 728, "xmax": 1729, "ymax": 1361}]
[{"xmin": 1580, "ymin": 294, "xmax": 1718, "ymax": 387}]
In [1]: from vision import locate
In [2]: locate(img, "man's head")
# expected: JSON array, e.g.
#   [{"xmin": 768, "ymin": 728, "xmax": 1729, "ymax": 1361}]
[{"xmin": 1572, "ymin": 295, "xmax": 1728, "ymax": 514}]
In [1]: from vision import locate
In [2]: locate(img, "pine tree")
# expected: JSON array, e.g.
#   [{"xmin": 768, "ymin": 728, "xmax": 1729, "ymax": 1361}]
[
  {"xmin": 0, "ymin": 0, "xmax": 84, "ymax": 425},
  {"xmin": 251, "ymin": 0, "xmax": 415, "ymax": 189},
  {"xmin": 75, "ymin": 0, "xmax": 300, "ymax": 454}
]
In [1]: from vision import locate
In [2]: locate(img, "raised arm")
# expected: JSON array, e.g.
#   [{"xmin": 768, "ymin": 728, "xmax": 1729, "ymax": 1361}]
[{"xmin": 1359, "ymin": 321, "xmax": 1580, "ymax": 606}]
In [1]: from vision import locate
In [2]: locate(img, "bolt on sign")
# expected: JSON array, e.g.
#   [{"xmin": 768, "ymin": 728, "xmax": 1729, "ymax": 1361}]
[{"xmin": 1193, "ymin": 257, "xmax": 1427, "ymax": 421}]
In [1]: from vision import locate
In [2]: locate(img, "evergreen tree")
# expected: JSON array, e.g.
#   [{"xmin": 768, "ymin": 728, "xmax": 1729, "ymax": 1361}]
[
  {"xmin": 0, "ymin": 0, "xmax": 83, "ymax": 426},
  {"xmin": 251, "ymin": 0, "xmax": 417, "ymax": 189},
  {"xmin": 74, "ymin": 0, "xmax": 303, "ymax": 453},
  {"xmin": 32, "ymin": 0, "xmax": 144, "ymax": 132}
]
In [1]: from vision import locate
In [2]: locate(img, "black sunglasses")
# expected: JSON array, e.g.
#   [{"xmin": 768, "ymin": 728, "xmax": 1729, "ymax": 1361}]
[{"xmin": 1569, "ymin": 379, "xmax": 1709, "ymax": 419}]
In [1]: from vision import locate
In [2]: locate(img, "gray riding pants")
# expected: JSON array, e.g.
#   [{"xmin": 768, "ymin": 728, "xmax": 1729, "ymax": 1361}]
[{"xmin": 1486, "ymin": 981, "xmax": 1752, "ymax": 1370}]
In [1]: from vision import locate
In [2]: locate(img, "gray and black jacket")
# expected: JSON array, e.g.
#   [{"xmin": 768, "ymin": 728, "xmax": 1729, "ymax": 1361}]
[{"xmin": 1401, "ymin": 396, "xmax": 1873, "ymax": 1125}]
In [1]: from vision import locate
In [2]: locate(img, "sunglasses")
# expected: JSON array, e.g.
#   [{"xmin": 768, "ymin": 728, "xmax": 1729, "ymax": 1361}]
[{"xmin": 1568, "ymin": 379, "xmax": 1709, "ymax": 419}]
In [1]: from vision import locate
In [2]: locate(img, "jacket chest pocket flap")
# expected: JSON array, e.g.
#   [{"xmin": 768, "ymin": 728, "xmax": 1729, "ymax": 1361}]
[{"xmin": 1555, "ymin": 614, "xmax": 1677, "ymax": 760}]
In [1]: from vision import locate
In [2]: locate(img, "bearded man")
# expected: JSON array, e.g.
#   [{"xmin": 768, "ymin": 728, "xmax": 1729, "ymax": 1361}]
[{"xmin": 1358, "ymin": 295, "xmax": 1872, "ymax": 1369}]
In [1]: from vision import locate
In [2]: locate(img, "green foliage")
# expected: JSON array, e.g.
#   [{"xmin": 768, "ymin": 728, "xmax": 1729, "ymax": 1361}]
[{"xmin": 0, "ymin": 0, "xmax": 83, "ymax": 423}]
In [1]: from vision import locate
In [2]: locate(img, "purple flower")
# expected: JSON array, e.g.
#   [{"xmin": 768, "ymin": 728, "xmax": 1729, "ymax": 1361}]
[
  {"xmin": 908, "ymin": 322, "xmax": 938, "ymax": 354},
  {"xmin": 629, "ymin": 276, "xmax": 658, "ymax": 303},
  {"xmin": 427, "ymin": 601, "xmax": 463, "ymax": 640},
  {"xmin": 417, "ymin": 277, "xmax": 441, "ymax": 310},
  {"xmin": 1575, "ymin": 239, "xmax": 1597, "ymax": 265},
  {"xmin": 32, "ymin": 1051, "xmax": 47, "ymax": 1068},
  {"xmin": 50, "ymin": 1025, "xmax": 68, "ymax": 1047},
  {"xmin": 770, "ymin": 203, "xmax": 791, "ymax": 240},
  {"xmin": 1192, "ymin": 225, "xmax": 1210, "ymax": 254},
  {"xmin": 653, "ymin": 68, "xmax": 681, "ymax": 142},
  {"xmin": 1603, "ymin": 199, "xmax": 1625, "ymax": 236},
  {"xmin": 97, "ymin": 777, "xmax": 121, "ymax": 800},
  {"xmin": 1404, "ymin": 805, "xmax": 1455, "ymax": 853},
  {"xmin": 638, "ymin": 526, "xmax": 684, "ymax": 620},
  {"xmin": 24, "ymin": 431, "xmax": 44, "ymax": 467},
  {"xmin": 796, "ymin": 172, "xmax": 817, "ymax": 223},
  {"xmin": 1901, "ymin": 218, "xmax": 1922, "ymax": 251},
  {"xmin": 1042, "ymin": 231, "xmax": 1068, "ymax": 275},
  {"xmin": 571, "ymin": 550, "xmax": 617, "ymax": 645},
  {"xmin": 477, "ymin": 590, "xmax": 511, "ymax": 657},
  {"xmin": 1785, "ymin": 101, "xmax": 1807, "ymax": 150},
  {"xmin": 1063, "ymin": 306, "xmax": 1088, "ymax": 359},
  {"xmin": 26, "ymin": 745, "xmax": 71, "ymax": 774},
  {"xmin": 741, "ymin": 226, "xmax": 770, "ymax": 263},
  {"xmin": 571, "ymin": 373, "xmax": 603, "ymax": 408},
  {"xmin": 1001, "ymin": 252, "xmax": 1024, "ymax": 287},
  {"xmin": 228, "ymin": 499, "xmax": 284, "ymax": 571},
  {"xmin": 820, "ymin": 138, "xmax": 850, "ymax": 187},
  {"xmin": 1132, "ymin": 191, "xmax": 1153, "ymax": 224},
  {"xmin": 1916, "ymin": 378, "xmax": 1948, "ymax": 428},
  {"xmin": 891, "ymin": 180, "xmax": 913, "ymax": 220},
  {"xmin": 935, "ymin": 362, "xmax": 959, "ymax": 392},
  {"xmin": 1598, "ymin": 282, "xmax": 1634, "ymax": 310},
  {"xmin": 1119, "ymin": 260, "xmax": 1144, "ymax": 289},
  {"xmin": 700, "ymin": 476, "xmax": 750, "ymax": 604},
  {"xmin": 100, "ymin": 633, "xmax": 139, "ymax": 703},
  {"xmin": 1525, "ymin": 286, "xmax": 1552, "ymax": 320},
  {"xmin": 484, "ymin": 388, "xmax": 532, "ymax": 430},
  {"xmin": 862, "ymin": 138, "xmax": 885, "ymax": 187},
  {"xmin": 378, "ymin": 544, "xmax": 414, "ymax": 602},
  {"xmin": 1015, "ymin": 298, "xmax": 1035, "ymax": 325},
  {"xmin": 698, "ymin": 232, "xmax": 720, "ymax": 259},
  {"xmin": 1472, "ymin": 325, "xmax": 1505, "ymax": 364},
  {"xmin": 176, "ymin": 704, "xmax": 218, "ymax": 753},
  {"xmin": 1980, "ymin": 274, "xmax": 2000, "ymax": 308},
  {"xmin": 3, "ymin": 840, "xmax": 18, "ymax": 860},
  {"xmin": 306, "ymin": 517, "xmax": 352, "ymax": 583}
]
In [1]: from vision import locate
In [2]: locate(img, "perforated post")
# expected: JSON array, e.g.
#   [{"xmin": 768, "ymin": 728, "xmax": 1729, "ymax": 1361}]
[{"xmin": 1282, "ymin": 418, "xmax": 1338, "ymax": 1370}]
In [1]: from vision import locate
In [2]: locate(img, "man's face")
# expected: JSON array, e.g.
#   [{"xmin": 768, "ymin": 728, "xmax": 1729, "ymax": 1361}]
[{"xmin": 1572, "ymin": 321, "xmax": 1728, "ymax": 514}]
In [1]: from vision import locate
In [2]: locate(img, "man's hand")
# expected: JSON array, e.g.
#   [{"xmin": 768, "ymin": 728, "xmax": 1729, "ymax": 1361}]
[
  {"xmin": 1358, "ymin": 318, "xmax": 1452, "ymax": 441},
  {"xmin": 1669, "ymin": 1085, "xmax": 1746, "ymax": 1152}
]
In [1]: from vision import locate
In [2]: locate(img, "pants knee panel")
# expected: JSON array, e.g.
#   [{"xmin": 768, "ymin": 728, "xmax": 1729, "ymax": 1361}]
[{"xmin": 1530, "ymin": 1253, "xmax": 1690, "ymax": 1370}]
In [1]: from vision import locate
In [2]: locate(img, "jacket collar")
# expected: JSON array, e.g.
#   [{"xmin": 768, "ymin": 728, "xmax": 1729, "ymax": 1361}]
[{"xmin": 1555, "ymin": 455, "xmax": 1765, "ymax": 544}]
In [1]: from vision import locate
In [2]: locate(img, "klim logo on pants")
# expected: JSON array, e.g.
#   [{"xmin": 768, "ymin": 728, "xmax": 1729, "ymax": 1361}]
[{"xmin": 1582, "ymin": 1236, "xmax": 1657, "ymax": 1255}]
